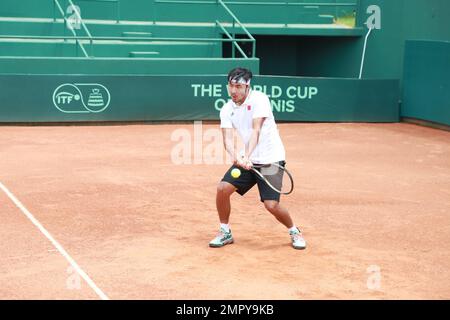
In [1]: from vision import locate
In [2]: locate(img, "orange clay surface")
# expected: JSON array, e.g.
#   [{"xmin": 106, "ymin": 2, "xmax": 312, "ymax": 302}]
[{"xmin": 0, "ymin": 123, "xmax": 449, "ymax": 299}]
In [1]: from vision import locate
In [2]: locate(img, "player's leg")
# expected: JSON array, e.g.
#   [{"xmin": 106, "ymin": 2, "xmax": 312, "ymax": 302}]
[
  {"xmin": 263, "ymin": 200, "xmax": 306, "ymax": 250},
  {"xmin": 216, "ymin": 181, "xmax": 236, "ymax": 224},
  {"xmin": 209, "ymin": 181, "xmax": 236, "ymax": 248},
  {"xmin": 210, "ymin": 166, "xmax": 256, "ymax": 248},
  {"xmin": 256, "ymin": 163, "xmax": 292, "ymax": 227},
  {"xmin": 256, "ymin": 164, "xmax": 306, "ymax": 250},
  {"xmin": 263, "ymin": 200, "xmax": 294, "ymax": 228}
]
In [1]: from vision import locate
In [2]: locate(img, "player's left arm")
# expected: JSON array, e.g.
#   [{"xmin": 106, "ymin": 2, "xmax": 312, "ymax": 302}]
[{"xmin": 243, "ymin": 117, "xmax": 266, "ymax": 169}]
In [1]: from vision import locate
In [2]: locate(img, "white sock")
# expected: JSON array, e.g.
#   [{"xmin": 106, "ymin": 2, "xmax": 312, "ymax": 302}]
[
  {"xmin": 220, "ymin": 223, "xmax": 230, "ymax": 233},
  {"xmin": 288, "ymin": 226, "xmax": 299, "ymax": 233}
]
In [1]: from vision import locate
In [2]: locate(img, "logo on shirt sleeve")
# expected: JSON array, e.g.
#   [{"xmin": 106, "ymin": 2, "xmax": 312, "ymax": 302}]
[{"xmin": 247, "ymin": 105, "xmax": 252, "ymax": 111}]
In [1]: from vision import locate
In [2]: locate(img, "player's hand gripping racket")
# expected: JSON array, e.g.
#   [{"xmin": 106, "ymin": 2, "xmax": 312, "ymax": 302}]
[{"xmin": 250, "ymin": 163, "xmax": 294, "ymax": 195}]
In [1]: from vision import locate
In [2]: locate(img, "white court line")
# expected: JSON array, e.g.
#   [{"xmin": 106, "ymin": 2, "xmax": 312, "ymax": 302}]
[{"xmin": 0, "ymin": 181, "xmax": 109, "ymax": 300}]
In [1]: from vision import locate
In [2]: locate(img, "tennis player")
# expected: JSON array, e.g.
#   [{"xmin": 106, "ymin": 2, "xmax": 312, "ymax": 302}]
[{"xmin": 209, "ymin": 67, "xmax": 306, "ymax": 250}]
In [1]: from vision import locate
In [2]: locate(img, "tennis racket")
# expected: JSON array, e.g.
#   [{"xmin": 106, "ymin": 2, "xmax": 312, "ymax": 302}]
[{"xmin": 250, "ymin": 162, "xmax": 294, "ymax": 195}]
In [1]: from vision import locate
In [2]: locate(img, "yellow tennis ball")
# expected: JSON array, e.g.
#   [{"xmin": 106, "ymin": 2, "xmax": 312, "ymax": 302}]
[{"xmin": 231, "ymin": 168, "xmax": 241, "ymax": 178}]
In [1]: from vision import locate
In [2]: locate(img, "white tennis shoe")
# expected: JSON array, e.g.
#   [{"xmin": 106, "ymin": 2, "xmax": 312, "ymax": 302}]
[
  {"xmin": 289, "ymin": 228, "xmax": 306, "ymax": 250},
  {"xmin": 209, "ymin": 228, "xmax": 234, "ymax": 248}
]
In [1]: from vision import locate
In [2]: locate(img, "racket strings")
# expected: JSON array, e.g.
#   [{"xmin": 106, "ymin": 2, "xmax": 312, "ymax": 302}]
[{"xmin": 251, "ymin": 163, "xmax": 294, "ymax": 195}]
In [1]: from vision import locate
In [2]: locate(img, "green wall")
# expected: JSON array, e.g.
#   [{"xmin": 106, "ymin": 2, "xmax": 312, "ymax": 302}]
[
  {"xmin": 256, "ymin": 0, "xmax": 450, "ymax": 80},
  {"xmin": 402, "ymin": 40, "xmax": 450, "ymax": 126},
  {"xmin": 358, "ymin": 0, "xmax": 450, "ymax": 80},
  {"xmin": 0, "ymin": 0, "xmax": 347, "ymax": 23},
  {"xmin": 0, "ymin": 57, "xmax": 259, "ymax": 75},
  {"xmin": 256, "ymin": 35, "xmax": 361, "ymax": 77},
  {"xmin": 0, "ymin": 0, "xmax": 156, "ymax": 21}
]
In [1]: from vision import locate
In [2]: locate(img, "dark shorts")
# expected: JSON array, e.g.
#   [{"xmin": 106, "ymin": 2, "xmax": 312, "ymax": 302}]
[{"xmin": 221, "ymin": 161, "xmax": 286, "ymax": 202}]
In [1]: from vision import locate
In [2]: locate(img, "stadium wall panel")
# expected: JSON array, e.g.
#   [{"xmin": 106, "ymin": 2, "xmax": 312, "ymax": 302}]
[{"xmin": 402, "ymin": 40, "xmax": 450, "ymax": 126}]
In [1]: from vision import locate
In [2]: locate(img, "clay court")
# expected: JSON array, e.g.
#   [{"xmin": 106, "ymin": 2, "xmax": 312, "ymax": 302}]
[{"xmin": 1, "ymin": 122, "xmax": 449, "ymax": 299}]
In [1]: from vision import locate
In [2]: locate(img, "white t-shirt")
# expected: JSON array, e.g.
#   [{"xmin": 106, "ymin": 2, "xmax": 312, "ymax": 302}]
[{"xmin": 220, "ymin": 89, "xmax": 286, "ymax": 164}]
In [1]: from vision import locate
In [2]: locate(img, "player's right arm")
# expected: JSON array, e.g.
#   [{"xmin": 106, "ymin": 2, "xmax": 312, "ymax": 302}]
[
  {"xmin": 220, "ymin": 103, "xmax": 239, "ymax": 165},
  {"xmin": 222, "ymin": 128, "xmax": 238, "ymax": 164}
]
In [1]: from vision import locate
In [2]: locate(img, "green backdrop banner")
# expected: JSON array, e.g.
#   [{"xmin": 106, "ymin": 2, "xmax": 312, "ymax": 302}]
[{"xmin": 0, "ymin": 75, "xmax": 399, "ymax": 123}]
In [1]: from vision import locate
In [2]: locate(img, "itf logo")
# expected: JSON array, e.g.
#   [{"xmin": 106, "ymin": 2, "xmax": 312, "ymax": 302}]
[{"xmin": 53, "ymin": 83, "xmax": 111, "ymax": 113}]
